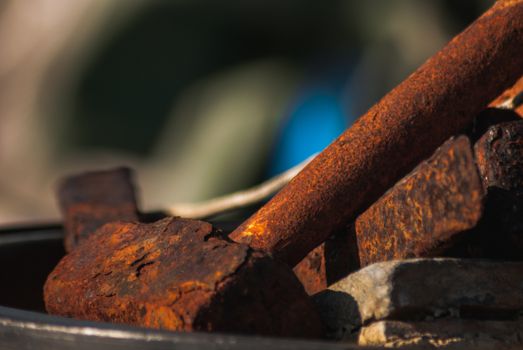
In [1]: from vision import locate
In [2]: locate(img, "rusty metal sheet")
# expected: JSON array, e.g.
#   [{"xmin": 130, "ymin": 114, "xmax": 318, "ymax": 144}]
[
  {"xmin": 44, "ymin": 217, "xmax": 323, "ymax": 337},
  {"xmin": 58, "ymin": 167, "xmax": 139, "ymax": 252},
  {"xmin": 230, "ymin": 1, "xmax": 523, "ymax": 266}
]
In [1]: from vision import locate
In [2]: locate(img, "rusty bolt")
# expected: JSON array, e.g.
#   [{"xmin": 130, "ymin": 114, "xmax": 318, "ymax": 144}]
[{"xmin": 230, "ymin": 0, "xmax": 523, "ymax": 266}]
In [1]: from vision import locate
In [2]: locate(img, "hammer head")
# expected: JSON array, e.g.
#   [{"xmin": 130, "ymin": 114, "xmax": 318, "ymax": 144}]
[{"xmin": 44, "ymin": 216, "xmax": 323, "ymax": 337}]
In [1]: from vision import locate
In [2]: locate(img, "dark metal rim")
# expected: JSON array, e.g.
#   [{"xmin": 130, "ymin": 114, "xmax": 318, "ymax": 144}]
[{"xmin": 0, "ymin": 305, "xmax": 348, "ymax": 350}]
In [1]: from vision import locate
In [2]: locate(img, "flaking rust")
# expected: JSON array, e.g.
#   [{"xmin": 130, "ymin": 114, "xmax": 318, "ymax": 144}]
[
  {"xmin": 230, "ymin": 0, "xmax": 523, "ymax": 266},
  {"xmin": 59, "ymin": 167, "xmax": 139, "ymax": 252},
  {"xmin": 354, "ymin": 136, "xmax": 484, "ymax": 266},
  {"xmin": 44, "ymin": 217, "xmax": 323, "ymax": 337}
]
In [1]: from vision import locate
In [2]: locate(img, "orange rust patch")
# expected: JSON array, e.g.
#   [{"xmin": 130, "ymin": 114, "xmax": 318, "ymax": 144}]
[{"xmin": 44, "ymin": 217, "xmax": 323, "ymax": 337}]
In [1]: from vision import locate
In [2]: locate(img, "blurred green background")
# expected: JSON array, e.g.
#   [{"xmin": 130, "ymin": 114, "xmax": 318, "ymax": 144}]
[{"xmin": 0, "ymin": 0, "xmax": 491, "ymax": 224}]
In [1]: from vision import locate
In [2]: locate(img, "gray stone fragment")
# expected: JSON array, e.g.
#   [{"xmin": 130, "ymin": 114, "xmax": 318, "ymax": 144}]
[
  {"xmin": 313, "ymin": 258, "xmax": 523, "ymax": 339},
  {"xmin": 359, "ymin": 320, "xmax": 523, "ymax": 349}
]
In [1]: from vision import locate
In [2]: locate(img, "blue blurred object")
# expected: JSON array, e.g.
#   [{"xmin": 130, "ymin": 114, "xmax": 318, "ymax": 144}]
[{"xmin": 268, "ymin": 63, "xmax": 354, "ymax": 176}]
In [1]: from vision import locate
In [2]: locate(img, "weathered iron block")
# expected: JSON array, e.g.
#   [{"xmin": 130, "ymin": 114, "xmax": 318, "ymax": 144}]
[{"xmin": 44, "ymin": 217, "xmax": 323, "ymax": 338}]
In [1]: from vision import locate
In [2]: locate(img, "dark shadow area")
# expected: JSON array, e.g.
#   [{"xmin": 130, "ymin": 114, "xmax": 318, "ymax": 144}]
[
  {"xmin": 324, "ymin": 224, "xmax": 360, "ymax": 286},
  {"xmin": 466, "ymin": 109, "xmax": 522, "ymax": 143},
  {"xmin": 445, "ymin": 187, "xmax": 523, "ymax": 260},
  {"xmin": 0, "ymin": 229, "xmax": 65, "ymax": 312},
  {"xmin": 312, "ymin": 290, "xmax": 361, "ymax": 340}
]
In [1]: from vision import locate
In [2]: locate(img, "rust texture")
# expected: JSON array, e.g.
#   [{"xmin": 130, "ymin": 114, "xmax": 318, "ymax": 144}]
[
  {"xmin": 294, "ymin": 136, "xmax": 483, "ymax": 294},
  {"xmin": 456, "ymin": 120, "xmax": 523, "ymax": 258},
  {"xmin": 354, "ymin": 136, "xmax": 484, "ymax": 266},
  {"xmin": 295, "ymin": 120, "xmax": 523, "ymax": 295},
  {"xmin": 44, "ymin": 217, "xmax": 323, "ymax": 337},
  {"xmin": 475, "ymin": 121, "xmax": 523, "ymax": 192},
  {"xmin": 58, "ymin": 167, "xmax": 139, "ymax": 252},
  {"xmin": 230, "ymin": 0, "xmax": 523, "ymax": 266},
  {"xmin": 489, "ymin": 75, "xmax": 523, "ymax": 116}
]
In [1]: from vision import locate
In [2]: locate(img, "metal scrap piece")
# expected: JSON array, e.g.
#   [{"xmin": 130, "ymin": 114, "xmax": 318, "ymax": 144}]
[
  {"xmin": 58, "ymin": 167, "xmax": 139, "ymax": 252},
  {"xmin": 295, "ymin": 120, "xmax": 523, "ymax": 294},
  {"xmin": 44, "ymin": 217, "xmax": 323, "ymax": 337},
  {"xmin": 294, "ymin": 136, "xmax": 484, "ymax": 294}
]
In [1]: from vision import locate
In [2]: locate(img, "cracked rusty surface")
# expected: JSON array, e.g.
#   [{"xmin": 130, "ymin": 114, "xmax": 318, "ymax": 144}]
[
  {"xmin": 44, "ymin": 217, "xmax": 323, "ymax": 337},
  {"xmin": 230, "ymin": 0, "xmax": 523, "ymax": 266},
  {"xmin": 58, "ymin": 167, "xmax": 139, "ymax": 252}
]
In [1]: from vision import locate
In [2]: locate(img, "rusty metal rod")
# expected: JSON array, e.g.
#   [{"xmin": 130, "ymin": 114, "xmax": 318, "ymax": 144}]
[
  {"xmin": 294, "ymin": 118, "xmax": 523, "ymax": 295},
  {"xmin": 230, "ymin": 0, "xmax": 523, "ymax": 266}
]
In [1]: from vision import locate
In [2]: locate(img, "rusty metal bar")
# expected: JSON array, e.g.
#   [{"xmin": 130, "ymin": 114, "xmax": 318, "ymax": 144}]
[
  {"xmin": 354, "ymin": 136, "xmax": 483, "ymax": 265},
  {"xmin": 230, "ymin": 0, "xmax": 523, "ymax": 266},
  {"xmin": 294, "ymin": 135, "xmax": 483, "ymax": 294},
  {"xmin": 58, "ymin": 167, "xmax": 139, "ymax": 252},
  {"xmin": 295, "ymin": 119, "xmax": 523, "ymax": 295}
]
